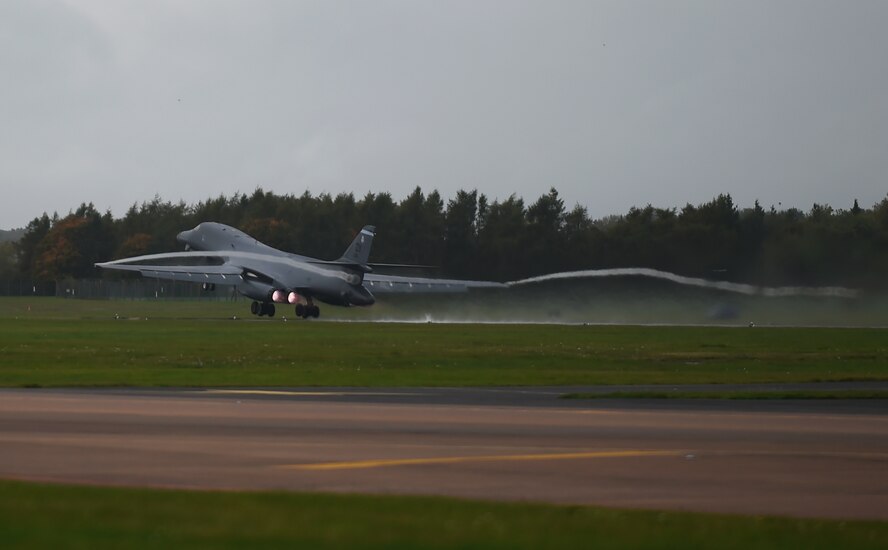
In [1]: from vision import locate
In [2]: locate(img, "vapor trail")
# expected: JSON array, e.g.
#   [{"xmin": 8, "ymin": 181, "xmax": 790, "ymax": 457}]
[{"xmin": 506, "ymin": 268, "xmax": 859, "ymax": 298}]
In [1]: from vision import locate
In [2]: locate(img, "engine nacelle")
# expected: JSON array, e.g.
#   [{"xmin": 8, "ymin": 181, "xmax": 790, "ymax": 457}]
[
  {"xmin": 288, "ymin": 291, "xmax": 300, "ymax": 304},
  {"xmin": 272, "ymin": 289, "xmax": 287, "ymax": 303},
  {"xmin": 237, "ymin": 279, "xmax": 274, "ymax": 302}
]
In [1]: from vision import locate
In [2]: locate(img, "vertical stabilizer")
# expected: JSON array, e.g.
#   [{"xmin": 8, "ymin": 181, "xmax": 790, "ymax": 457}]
[{"xmin": 338, "ymin": 225, "xmax": 375, "ymax": 266}]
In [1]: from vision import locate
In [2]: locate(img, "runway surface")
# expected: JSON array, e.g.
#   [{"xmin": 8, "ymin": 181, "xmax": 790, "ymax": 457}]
[{"xmin": 1, "ymin": 387, "xmax": 887, "ymax": 520}]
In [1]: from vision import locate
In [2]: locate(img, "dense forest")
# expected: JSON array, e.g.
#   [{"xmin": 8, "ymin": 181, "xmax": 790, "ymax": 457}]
[{"xmin": 4, "ymin": 188, "xmax": 888, "ymax": 289}]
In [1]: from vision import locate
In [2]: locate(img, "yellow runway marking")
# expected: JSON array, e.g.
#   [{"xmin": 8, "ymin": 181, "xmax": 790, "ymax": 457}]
[
  {"xmin": 281, "ymin": 450, "xmax": 679, "ymax": 471},
  {"xmin": 202, "ymin": 390, "xmax": 422, "ymax": 397}
]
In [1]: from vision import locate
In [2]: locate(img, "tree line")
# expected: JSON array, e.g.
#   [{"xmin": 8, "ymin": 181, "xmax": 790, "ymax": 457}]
[{"xmin": 5, "ymin": 188, "xmax": 888, "ymax": 288}]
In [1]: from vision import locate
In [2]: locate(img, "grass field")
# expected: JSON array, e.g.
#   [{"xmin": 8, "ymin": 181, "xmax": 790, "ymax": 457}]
[
  {"xmin": 0, "ymin": 297, "xmax": 886, "ymax": 387},
  {"xmin": 2, "ymin": 298, "xmax": 886, "ymax": 547},
  {"xmin": 1, "ymin": 480, "xmax": 886, "ymax": 549}
]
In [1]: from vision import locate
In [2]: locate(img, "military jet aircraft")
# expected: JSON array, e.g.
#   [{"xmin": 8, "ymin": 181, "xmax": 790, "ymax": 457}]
[{"xmin": 96, "ymin": 222, "xmax": 504, "ymax": 318}]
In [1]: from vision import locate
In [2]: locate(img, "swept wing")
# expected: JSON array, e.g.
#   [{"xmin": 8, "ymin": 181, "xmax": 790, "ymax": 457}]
[{"xmin": 97, "ymin": 251, "xmax": 505, "ymax": 294}]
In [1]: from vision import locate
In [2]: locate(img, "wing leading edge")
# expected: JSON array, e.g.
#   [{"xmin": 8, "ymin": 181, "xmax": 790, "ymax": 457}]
[
  {"xmin": 96, "ymin": 263, "xmax": 244, "ymax": 285},
  {"xmin": 95, "ymin": 251, "xmax": 243, "ymax": 285}
]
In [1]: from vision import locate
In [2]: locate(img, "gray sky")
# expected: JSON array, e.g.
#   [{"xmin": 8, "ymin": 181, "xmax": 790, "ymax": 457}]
[{"xmin": 1, "ymin": 1, "xmax": 886, "ymax": 229}]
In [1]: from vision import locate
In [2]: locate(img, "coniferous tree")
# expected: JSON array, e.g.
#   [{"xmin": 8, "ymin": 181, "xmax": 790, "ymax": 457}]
[{"xmin": 5, "ymin": 189, "xmax": 888, "ymax": 289}]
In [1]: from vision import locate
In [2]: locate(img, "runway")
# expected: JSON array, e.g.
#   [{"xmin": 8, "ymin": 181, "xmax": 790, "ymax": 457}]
[{"xmin": 1, "ymin": 387, "xmax": 887, "ymax": 520}]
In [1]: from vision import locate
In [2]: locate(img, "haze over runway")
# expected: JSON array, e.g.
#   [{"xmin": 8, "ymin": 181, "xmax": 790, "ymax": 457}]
[{"xmin": 2, "ymin": 387, "xmax": 886, "ymax": 520}]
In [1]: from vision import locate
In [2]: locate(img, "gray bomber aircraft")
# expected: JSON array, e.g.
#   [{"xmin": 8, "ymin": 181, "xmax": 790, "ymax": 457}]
[{"xmin": 96, "ymin": 222, "xmax": 504, "ymax": 318}]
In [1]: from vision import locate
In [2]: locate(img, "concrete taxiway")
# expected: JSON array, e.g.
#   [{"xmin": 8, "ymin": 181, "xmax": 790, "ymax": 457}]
[{"xmin": 1, "ymin": 387, "xmax": 886, "ymax": 520}]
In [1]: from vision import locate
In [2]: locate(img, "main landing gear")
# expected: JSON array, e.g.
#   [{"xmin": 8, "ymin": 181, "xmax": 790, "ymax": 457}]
[
  {"xmin": 250, "ymin": 301, "xmax": 275, "ymax": 317},
  {"xmin": 294, "ymin": 302, "xmax": 320, "ymax": 319},
  {"xmin": 249, "ymin": 300, "xmax": 319, "ymax": 319}
]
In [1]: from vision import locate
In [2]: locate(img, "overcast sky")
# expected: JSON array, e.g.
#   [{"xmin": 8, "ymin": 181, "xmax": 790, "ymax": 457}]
[{"xmin": 1, "ymin": 1, "xmax": 886, "ymax": 229}]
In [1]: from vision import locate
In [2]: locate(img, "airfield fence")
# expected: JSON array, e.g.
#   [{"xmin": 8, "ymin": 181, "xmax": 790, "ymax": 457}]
[
  {"xmin": 0, "ymin": 279, "xmax": 240, "ymax": 301},
  {"xmin": 0, "ymin": 280, "xmax": 56, "ymax": 297}
]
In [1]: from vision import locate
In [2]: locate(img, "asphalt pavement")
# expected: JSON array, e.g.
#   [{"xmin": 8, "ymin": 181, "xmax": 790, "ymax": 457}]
[{"xmin": 1, "ymin": 386, "xmax": 886, "ymax": 519}]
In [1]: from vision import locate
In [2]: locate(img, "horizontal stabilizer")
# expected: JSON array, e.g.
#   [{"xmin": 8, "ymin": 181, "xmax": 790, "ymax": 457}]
[
  {"xmin": 368, "ymin": 263, "xmax": 437, "ymax": 270},
  {"xmin": 305, "ymin": 259, "xmax": 373, "ymax": 273},
  {"xmin": 305, "ymin": 260, "xmax": 437, "ymax": 273},
  {"xmin": 363, "ymin": 274, "xmax": 506, "ymax": 294}
]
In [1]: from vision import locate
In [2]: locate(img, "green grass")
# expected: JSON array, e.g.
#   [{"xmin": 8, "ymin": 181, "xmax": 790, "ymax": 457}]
[
  {"xmin": 1, "ymin": 297, "xmax": 886, "ymax": 387},
  {"xmin": 0, "ymin": 480, "xmax": 886, "ymax": 549},
  {"xmin": 564, "ymin": 390, "xmax": 888, "ymax": 400}
]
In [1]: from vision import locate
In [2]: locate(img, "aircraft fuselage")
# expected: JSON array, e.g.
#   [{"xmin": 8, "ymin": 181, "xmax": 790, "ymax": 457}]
[{"xmin": 176, "ymin": 223, "xmax": 375, "ymax": 308}]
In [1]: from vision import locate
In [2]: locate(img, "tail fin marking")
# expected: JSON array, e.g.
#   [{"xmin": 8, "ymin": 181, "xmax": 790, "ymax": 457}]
[{"xmin": 338, "ymin": 225, "xmax": 375, "ymax": 266}]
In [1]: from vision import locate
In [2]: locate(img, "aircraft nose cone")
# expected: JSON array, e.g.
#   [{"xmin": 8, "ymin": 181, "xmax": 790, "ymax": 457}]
[{"xmin": 176, "ymin": 230, "xmax": 191, "ymax": 243}]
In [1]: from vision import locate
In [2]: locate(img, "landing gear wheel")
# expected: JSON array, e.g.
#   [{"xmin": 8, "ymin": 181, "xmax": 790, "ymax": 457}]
[
  {"xmin": 253, "ymin": 302, "xmax": 275, "ymax": 317},
  {"xmin": 310, "ymin": 305, "xmax": 320, "ymax": 318},
  {"xmin": 295, "ymin": 303, "xmax": 305, "ymax": 318}
]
